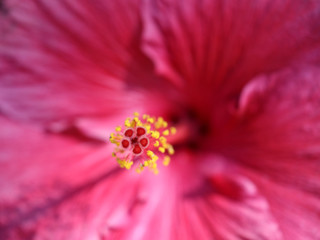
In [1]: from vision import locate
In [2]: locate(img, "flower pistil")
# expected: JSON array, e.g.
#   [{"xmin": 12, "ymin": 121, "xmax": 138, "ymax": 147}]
[{"xmin": 110, "ymin": 112, "xmax": 176, "ymax": 174}]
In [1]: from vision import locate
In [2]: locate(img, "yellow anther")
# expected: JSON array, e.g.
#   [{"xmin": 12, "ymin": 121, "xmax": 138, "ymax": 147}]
[
  {"xmin": 111, "ymin": 141, "xmax": 119, "ymax": 146},
  {"xmin": 115, "ymin": 126, "xmax": 121, "ymax": 132},
  {"xmin": 143, "ymin": 114, "xmax": 149, "ymax": 120},
  {"xmin": 144, "ymin": 124, "xmax": 151, "ymax": 133},
  {"xmin": 112, "ymin": 152, "xmax": 116, "ymax": 157},
  {"xmin": 116, "ymin": 159, "xmax": 133, "ymax": 170},
  {"xmin": 155, "ymin": 117, "xmax": 163, "ymax": 129},
  {"xmin": 125, "ymin": 161, "xmax": 133, "ymax": 169},
  {"xmin": 134, "ymin": 112, "xmax": 139, "ymax": 117},
  {"xmin": 163, "ymin": 129, "xmax": 169, "ymax": 136},
  {"xmin": 163, "ymin": 156, "xmax": 170, "ymax": 166},
  {"xmin": 110, "ymin": 134, "xmax": 120, "ymax": 146},
  {"xmin": 154, "ymin": 141, "xmax": 159, "ymax": 147},
  {"xmin": 163, "ymin": 121, "xmax": 168, "ymax": 128},
  {"xmin": 151, "ymin": 154, "xmax": 159, "ymax": 161},
  {"xmin": 130, "ymin": 118, "xmax": 137, "ymax": 128},
  {"xmin": 132, "ymin": 117, "xmax": 142, "ymax": 127},
  {"xmin": 151, "ymin": 131, "xmax": 160, "ymax": 139},
  {"xmin": 170, "ymin": 127, "xmax": 177, "ymax": 134},
  {"xmin": 135, "ymin": 164, "xmax": 144, "ymax": 173},
  {"xmin": 125, "ymin": 118, "xmax": 131, "ymax": 127},
  {"xmin": 168, "ymin": 144, "xmax": 175, "ymax": 155},
  {"xmin": 159, "ymin": 147, "xmax": 165, "ymax": 153},
  {"xmin": 147, "ymin": 150, "xmax": 154, "ymax": 158},
  {"xmin": 159, "ymin": 136, "xmax": 167, "ymax": 143},
  {"xmin": 147, "ymin": 117, "xmax": 155, "ymax": 123},
  {"xmin": 150, "ymin": 161, "xmax": 157, "ymax": 168},
  {"xmin": 117, "ymin": 158, "xmax": 124, "ymax": 167}
]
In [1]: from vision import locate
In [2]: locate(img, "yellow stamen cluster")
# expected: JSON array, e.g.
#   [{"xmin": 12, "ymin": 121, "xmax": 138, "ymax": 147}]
[
  {"xmin": 136, "ymin": 150, "xmax": 159, "ymax": 174},
  {"xmin": 117, "ymin": 158, "xmax": 133, "ymax": 169},
  {"xmin": 163, "ymin": 156, "xmax": 171, "ymax": 166},
  {"xmin": 109, "ymin": 133, "xmax": 122, "ymax": 146},
  {"xmin": 109, "ymin": 112, "xmax": 176, "ymax": 174}
]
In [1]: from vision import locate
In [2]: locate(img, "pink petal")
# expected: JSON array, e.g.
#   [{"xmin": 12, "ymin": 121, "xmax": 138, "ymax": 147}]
[
  {"xmin": 0, "ymin": 117, "xmax": 139, "ymax": 239},
  {"xmin": 244, "ymin": 170, "xmax": 320, "ymax": 240},
  {"xmin": 0, "ymin": 0, "xmax": 159, "ymax": 125},
  {"xmin": 111, "ymin": 153, "xmax": 281, "ymax": 240},
  {"xmin": 142, "ymin": 0, "xmax": 320, "ymax": 114},
  {"xmin": 220, "ymin": 66, "xmax": 320, "ymax": 239}
]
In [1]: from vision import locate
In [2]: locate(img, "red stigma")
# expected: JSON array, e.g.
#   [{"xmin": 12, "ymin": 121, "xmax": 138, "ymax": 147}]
[
  {"xmin": 136, "ymin": 127, "xmax": 146, "ymax": 137},
  {"xmin": 110, "ymin": 113, "xmax": 176, "ymax": 173},
  {"xmin": 121, "ymin": 139, "xmax": 130, "ymax": 148},
  {"xmin": 120, "ymin": 126, "xmax": 149, "ymax": 155},
  {"xmin": 125, "ymin": 129, "xmax": 134, "ymax": 137},
  {"xmin": 133, "ymin": 144, "xmax": 142, "ymax": 155},
  {"xmin": 139, "ymin": 137, "xmax": 149, "ymax": 148}
]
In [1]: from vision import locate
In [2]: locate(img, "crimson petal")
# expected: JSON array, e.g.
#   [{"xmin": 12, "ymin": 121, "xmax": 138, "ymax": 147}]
[
  {"xmin": 142, "ymin": 0, "xmax": 320, "ymax": 116},
  {"xmin": 0, "ymin": 0, "xmax": 152, "ymax": 125},
  {"xmin": 222, "ymin": 66, "xmax": 320, "ymax": 239}
]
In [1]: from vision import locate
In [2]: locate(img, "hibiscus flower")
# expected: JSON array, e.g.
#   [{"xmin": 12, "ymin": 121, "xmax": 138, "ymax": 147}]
[{"xmin": 1, "ymin": 0, "xmax": 320, "ymax": 239}]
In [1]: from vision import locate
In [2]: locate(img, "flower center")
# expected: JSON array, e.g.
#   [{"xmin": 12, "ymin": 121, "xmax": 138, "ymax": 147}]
[
  {"xmin": 168, "ymin": 107, "xmax": 212, "ymax": 150},
  {"xmin": 131, "ymin": 137, "xmax": 138, "ymax": 144},
  {"xmin": 110, "ymin": 112, "xmax": 176, "ymax": 174}
]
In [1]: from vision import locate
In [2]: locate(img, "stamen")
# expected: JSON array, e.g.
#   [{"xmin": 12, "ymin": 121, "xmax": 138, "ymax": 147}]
[
  {"xmin": 170, "ymin": 127, "xmax": 177, "ymax": 134},
  {"xmin": 109, "ymin": 112, "xmax": 176, "ymax": 174},
  {"xmin": 154, "ymin": 141, "xmax": 159, "ymax": 147},
  {"xmin": 151, "ymin": 131, "xmax": 160, "ymax": 139},
  {"xmin": 162, "ymin": 130, "xmax": 169, "ymax": 136},
  {"xmin": 163, "ymin": 156, "xmax": 170, "ymax": 166},
  {"xmin": 158, "ymin": 147, "xmax": 165, "ymax": 153}
]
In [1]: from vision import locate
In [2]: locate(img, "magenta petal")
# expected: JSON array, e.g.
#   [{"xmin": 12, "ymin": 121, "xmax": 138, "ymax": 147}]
[
  {"xmin": 245, "ymin": 170, "xmax": 320, "ymax": 240},
  {"xmin": 228, "ymin": 66, "xmax": 320, "ymax": 194},
  {"xmin": 0, "ymin": 0, "xmax": 154, "ymax": 124},
  {"xmin": 110, "ymin": 153, "xmax": 280, "ymax": 240},
  {"xmin": 142, "ymin": 0, "xmax": 320, "ymax": 109},
  {"xmin": 220, "ymin": 66, "xmax": 320, "ymax": 239},
  {"xmin": 2, "ymin": 0, "xmax": 320, "ymax": 239},
  {"xmin": 204, "ymin": 188, "xmax": 281, "ymax": 239},
  {"xmin": 0, "ymin": 117, "xmax": 136, "ymax": 239}
]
